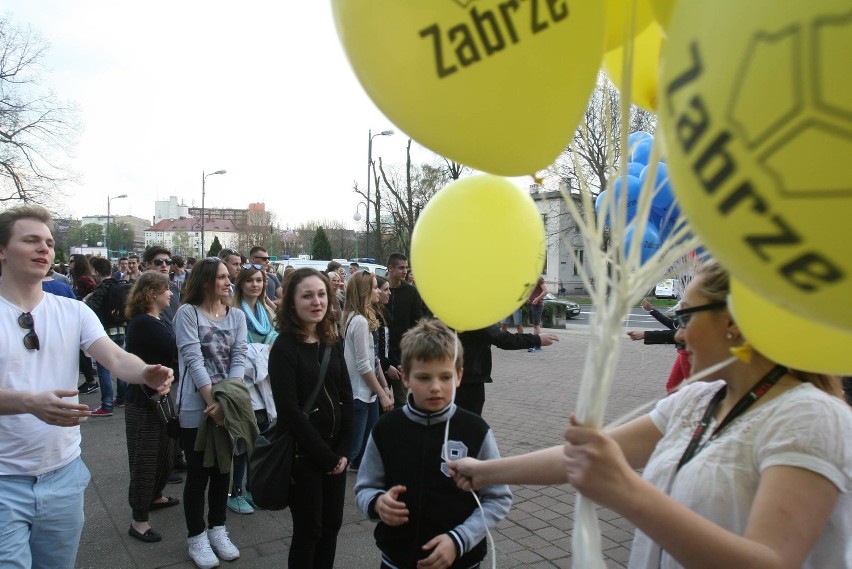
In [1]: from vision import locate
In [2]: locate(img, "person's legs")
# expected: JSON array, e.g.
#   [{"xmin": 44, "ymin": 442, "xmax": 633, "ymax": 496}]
[
  {"xmin": 206, "ymin": 466, "xmax": 229, "ymax": 529},
  {"xmin": 0, "ymin": 473, "xmax": 36, "ymax": 569},
  {"xmin": 348, "ymin": 399, "xmax": 369, "ymax": 467},
  {"xmin": 95, "ymin": 362, "xmax": 115, "ymax": 411},
  {"xmin": 313, "ymin": 471, "xmax": 347, "ymax": 569},
  {"xmin": 531, "ymin": 304, "xmax": 544, "ymax": 336},
  {"xmin": 288, "ymin": 457, "xmax": 324, "ymax": 568},
  {"xmin": 389, "ymin": 377, "xmax": 407, "ymax": 409},
  {"xmin": 29, "ymin": 457, "xmax": 91, "ymax": 569},
  {"xmin": 352, "ymin": 399, "xmax": 379, "ymax": 468},
  {"xmin": 454, "ymin": 383, "xmax": 485, "ymax": 416},
  {"xmin": 78, "ymin": 349, "xmax": 96, "ymax": 387},
  {"xmin": 111, "ymin": 334, "xmax": 127, "ymax": 404},
  {"xmin": 512, "ymin": 309, "xmax": 524, "ymax": 334},
  {"xmin": 180, "ymin": 428, "xmax": 209, "ymax": 537}
]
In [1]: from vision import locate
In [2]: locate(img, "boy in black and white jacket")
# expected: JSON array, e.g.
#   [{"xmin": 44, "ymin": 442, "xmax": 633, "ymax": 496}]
[{"xmin": 355, "ymin": 319, "xmax": 511, "ymax": 569}]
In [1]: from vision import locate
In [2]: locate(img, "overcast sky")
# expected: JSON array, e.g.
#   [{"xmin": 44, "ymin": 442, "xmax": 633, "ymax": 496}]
[{"xmin": 4, "ymin": 1, "xmax": 461, "ymax": 230}]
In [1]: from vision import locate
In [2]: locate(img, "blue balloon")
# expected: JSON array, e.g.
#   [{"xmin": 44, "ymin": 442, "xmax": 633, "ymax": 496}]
[
  {"xmin": 628, "ymin": 131, "xmax": 653, "ymax": 149},
  {"xmin": 626, "ymin": 162, "xmax": 644, "ymax": 177},
  {"xmin": 612, "ymin": 174, "xmax": 641, "ymax": 223},
  {"xmin": 630, "ymin": 138, "xmax": 654, "ymax": 166},
  {"xmin": 625, "ymin": 221, "xmax": 662, "ymax": 264},
  {"xmin": 595, "ymin": 189, "xmax": 611, "ymax": 226}
]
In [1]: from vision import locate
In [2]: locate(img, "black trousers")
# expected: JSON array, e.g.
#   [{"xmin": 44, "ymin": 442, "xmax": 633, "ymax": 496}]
[
  {"xmin": 288, "ymin": 454, "xmax": 347, "ymax": 569},
  {"xmin": 126, "ymin": 403, "xmax": 177, "ymax": 522},
  {"xmin": 454, "ymin": 383, "xmax": 485, "ymax": 417},
  {"xmin": 180, "ymin": 427, "xmax": 229, "ymax": 537}
]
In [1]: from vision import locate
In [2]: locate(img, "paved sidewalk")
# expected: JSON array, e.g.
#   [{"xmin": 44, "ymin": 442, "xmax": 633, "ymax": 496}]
[{"xmin": 75, "ymin": 327, "xmax": 674, "ymax": 568}]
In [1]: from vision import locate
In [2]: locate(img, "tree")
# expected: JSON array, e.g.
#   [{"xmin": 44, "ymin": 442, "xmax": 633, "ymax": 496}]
[
  {"xmin": 81, "ymin": 223, "xmax": 103, "ymax": 246},
  {"xmin": 548, "ymin": 74, "xmax": 656, "ymax": 197},
  {"xmin": 207, "ymin": 236, "xmax": 222, "ymax": 258},
  {"xmin": 235, "ymin": 209, "xmax": 277, "ymax": 253},
  {"xmin": 106, "ymin": 221, "xmax": 134, "ymax": 254},
  {"xmin": 0, "ymin": 16, "xmax": 80, "ymax": 205},
  {"xmin": 311, "ymin": 226, "xmax": 333, "ymax": 261},
  {"xmin": 376, "ymin": 139, "xmax": 451, "ymax": 256},
  {"xmin": 171, "ymin": 228, "xmax": 191, "ymax": 256}
]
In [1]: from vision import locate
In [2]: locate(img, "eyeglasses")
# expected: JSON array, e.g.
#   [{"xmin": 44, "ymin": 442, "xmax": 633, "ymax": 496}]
[
  {"xmin": 152, "ymin": 258, "xmax": 173, "ymax": 266},
  {"xmin": 251, "ymin": 255, "xmax": 269, "ymax": 261},
  {"xmin": 18, "ymin": 312, "xmax": 40, "ymax": 351},
  {"xmin": 672, "ymin": 302, "xmax": 727, "ymax": 329},
  {"xmin": 242, "ymin": 263, "xmax": 263, "ymax": 271}
]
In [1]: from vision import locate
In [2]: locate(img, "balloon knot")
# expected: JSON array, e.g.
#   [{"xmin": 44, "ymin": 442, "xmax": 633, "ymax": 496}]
[{"xmin": 730, "ymin": 342, "xmax": 754, "ymax": 364}]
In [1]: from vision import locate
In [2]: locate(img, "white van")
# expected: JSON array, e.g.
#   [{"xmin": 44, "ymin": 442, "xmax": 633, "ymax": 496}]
[
  {"xmin": 654, "ymin": 279, "xmax": 678, "ymax": 299},
  {"xmin": 272, "ymin": 259, "xmax": 387, "ymax": 280}
]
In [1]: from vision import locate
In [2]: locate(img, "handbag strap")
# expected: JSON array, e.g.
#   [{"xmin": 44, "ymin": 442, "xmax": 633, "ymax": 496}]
[{"xmin": 301, "ymin": 345, "xmax": 332, "ymax": 414}]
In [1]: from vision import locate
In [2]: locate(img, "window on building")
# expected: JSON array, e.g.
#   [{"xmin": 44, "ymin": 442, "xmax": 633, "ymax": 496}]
[{"xmin": 573, "ymin": 249, "xmax": 584, "ymax": 276}]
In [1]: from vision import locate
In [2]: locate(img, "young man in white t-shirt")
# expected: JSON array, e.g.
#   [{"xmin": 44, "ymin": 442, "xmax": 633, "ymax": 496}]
[{"xmin": 0, "ymin": 205, "xmax": 174, "ymax": 569}]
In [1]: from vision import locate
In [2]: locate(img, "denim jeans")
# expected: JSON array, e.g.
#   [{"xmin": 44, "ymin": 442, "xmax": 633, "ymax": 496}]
[
  {"xmin": 95, "ymin": 333, "xmax": 126, "ymax": 409},
  {"xmin": 0, "ymin": 456, "xmax": 90, "ymax": 569},
  {"xmin": 348, "ymin": 398, "xmax": 379, "ymax": 467}
]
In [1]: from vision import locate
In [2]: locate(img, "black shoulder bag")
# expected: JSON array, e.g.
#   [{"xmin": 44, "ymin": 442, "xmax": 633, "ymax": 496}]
[{"xmin": 249, "ymin": 345, "xmax": 332, "ymax": 510}]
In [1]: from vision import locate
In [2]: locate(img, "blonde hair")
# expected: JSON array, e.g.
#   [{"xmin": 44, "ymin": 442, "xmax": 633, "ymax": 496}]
[
  {"xmin": 342, "ymin": 271, "xmax": 378, "ymax": 332},
  {"xmin": 695, "ymin": 260, "xmax": 844, "ymax": 398},
  {"xmin": 401, "ymin": 319, "xmax": 463, "ymax": 373}
]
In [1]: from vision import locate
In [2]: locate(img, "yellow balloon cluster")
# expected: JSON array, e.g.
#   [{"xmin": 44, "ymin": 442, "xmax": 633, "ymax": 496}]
[
  {"xmin": 660, "ymin": 0, "xmax": 852, "ymax": 332},
  {"xmin": 603, "ymin": 0, "xmax": 655, "ymax": 51},
  {"xmin": 411, "ymin": 176, "xmax": 545, "ymax": 331},
  {"xmin": 332, "ymin": 0, "xmax": 605, "ymax": 176}
]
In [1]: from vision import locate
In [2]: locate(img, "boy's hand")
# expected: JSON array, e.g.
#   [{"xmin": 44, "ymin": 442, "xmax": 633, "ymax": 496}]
[
  {"xmin": 376, "ymin": 485, "xmax": 409, "ymax": 526},
  {"xmin": 417, "ymin": 533, "xmax": 457, "ymax": 568}
]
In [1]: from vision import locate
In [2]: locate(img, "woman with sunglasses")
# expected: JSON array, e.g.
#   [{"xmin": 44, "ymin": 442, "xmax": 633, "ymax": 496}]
[
  {"xmin": 341, "ymin": 271, "xmax": 393, "ymax": 472},
  {"xmin": 123, "ymin": 272, "xmax": 180, "ymax": 543},
  {"xmin": 226, "ymin": 264, "xmax": 278, "ymax": 515},
  {"xmin": 174, "ymin": 257, "xmax": 247, "ymax": 569},
  {"xmin": 449, "ymin": 260, "xmax": 851, "ymax": 569},
  {"xmin": 269, "ymin": 268, "xmax": 353, "ymax": 569}
]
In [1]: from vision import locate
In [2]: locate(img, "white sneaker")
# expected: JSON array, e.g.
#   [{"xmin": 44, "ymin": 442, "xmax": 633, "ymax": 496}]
[
  {"xmin": 207, "ymin": 526, "xmax": 240, "ymax": 561},
  {"xmin": 187, "ymin": 533, "xmax": 219, "ymax": 569}
]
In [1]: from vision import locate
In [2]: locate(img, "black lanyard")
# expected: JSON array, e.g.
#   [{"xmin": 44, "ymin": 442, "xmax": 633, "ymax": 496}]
[{"xmin": 676, "ymin": 364, "xmax": 788, "ymax": 472}]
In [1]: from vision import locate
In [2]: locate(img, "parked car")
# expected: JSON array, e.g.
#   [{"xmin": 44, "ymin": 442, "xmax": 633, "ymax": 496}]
[
  {"xmin": 654, "ymin": 279, "xmax": 678, "ymax": 299},
  {"xmin": 544, "ymin": 294, "xmax": 581, "ymax": 319}
]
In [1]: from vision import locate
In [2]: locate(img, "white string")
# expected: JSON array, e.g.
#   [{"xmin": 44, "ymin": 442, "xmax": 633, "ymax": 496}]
[{"xmin": 441, "ymin": 331, "xmax": 497, "ymax": 569}]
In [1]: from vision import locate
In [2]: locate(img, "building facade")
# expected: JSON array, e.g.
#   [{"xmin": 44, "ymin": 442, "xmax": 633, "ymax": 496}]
[{"xmin": 145, "ymin": 217, "xmax": 239, "ymax": 257}]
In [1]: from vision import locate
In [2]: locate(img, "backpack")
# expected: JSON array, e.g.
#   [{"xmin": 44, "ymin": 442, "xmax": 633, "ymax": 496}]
[{"xmin": 98, "ymin": 280, "xmax": 131, "ymax": 326}]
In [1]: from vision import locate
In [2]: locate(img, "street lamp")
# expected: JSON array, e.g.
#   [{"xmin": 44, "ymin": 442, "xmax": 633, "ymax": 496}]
[
  {"xmin": 201, "ymin": 169, "xmax": 227, "ymax": 256},
  {"xmin": 106, "ymin": 194, "xmax": 128, "ymax": 260},
  {"xmin": 353, "ymin": 201, "xmax": 368, "ymax": 258},
  {"xmin": 365, "ymin": 129, "xmax": 394, "ymax": 258}
]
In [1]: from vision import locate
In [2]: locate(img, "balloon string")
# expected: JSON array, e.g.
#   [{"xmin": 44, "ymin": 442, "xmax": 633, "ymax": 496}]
[
  {"xmin": 606, "ymin": 355, "xmax": 738, "ymax": 429},
  {"xmin": 442, "ymin": 331, "xmax": 497, "ymax": 569}
]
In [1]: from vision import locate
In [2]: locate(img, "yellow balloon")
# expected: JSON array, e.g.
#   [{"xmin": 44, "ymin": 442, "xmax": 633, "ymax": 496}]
[
  {"xmin": 730, "ymin": 278, "xmax": 852, "ymax": 375},
  {"xmin": 411, "ymin": 175, "xmax": 544, "ymax": 331},
  {"xmin": 604, "ymin": 0, "xmax": 656, "ymax": 51},
  {"xmin": 603, "ymin": 22, "xmax": 663, "ymax": 110},
  {"xmin": 660, "ymin": 0, "xmax": 852, "ymax": 332},
  {"xmin": 332, "ymin": 0, "xmax": 605, "ymax": 176},
  {"xmin": 648, "ymin": 0, "xmax": 676, "ymax": 31}
]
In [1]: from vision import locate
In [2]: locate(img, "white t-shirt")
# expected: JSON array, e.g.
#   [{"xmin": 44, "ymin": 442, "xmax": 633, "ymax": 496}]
[
  {"xmin": 0, "ymin": 293, "xmax": 106, "ymax": 476},
  {"xmin": 629, "ymin": 380, "xmax": 852, "ymax": 569}
]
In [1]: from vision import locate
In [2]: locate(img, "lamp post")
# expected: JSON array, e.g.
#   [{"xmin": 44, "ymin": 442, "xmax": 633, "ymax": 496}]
[
  {"xmin": 201, "ymin": 169, "xmax": 227, "ymax": 256},
  {"xmin": 353, "ymin": 201, "xmax": 368, "ymax": 258},
  {"xmin": 365, "ymin": 129, "xmax": 394, "ymax": 258},
  {"xmin": 106, "ymin": 194, "xmax": 127, "ymax": 260}
]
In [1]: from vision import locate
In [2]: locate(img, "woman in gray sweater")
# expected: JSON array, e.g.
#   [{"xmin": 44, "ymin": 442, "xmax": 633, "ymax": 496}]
[{"xmin": 175, "ymin": 257, "xmax": 247, "ymax": 569}]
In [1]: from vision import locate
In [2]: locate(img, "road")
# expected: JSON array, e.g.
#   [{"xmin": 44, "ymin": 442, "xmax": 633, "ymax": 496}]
[{"xmin": 565, "ymin": 306, "xmax": 674, "ymax": 331}]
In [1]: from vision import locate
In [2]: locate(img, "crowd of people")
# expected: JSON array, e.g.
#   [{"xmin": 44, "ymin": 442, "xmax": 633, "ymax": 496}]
[{"xmin": 1, "ymin": 204, "xmax": 849, "ymax": 569}]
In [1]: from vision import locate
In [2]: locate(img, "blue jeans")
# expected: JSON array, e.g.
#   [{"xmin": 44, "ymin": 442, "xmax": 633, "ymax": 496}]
[
  {"xmin": 95, "ymin": 333, "xmax": 126, "ymax": 409},
  {"xmin": 349, "ymin": 398, "xmax": 379, "ymax": 467},
  {"xmin": 0, "ymin": 456, "xmax": 90, "ymax": 569}
]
